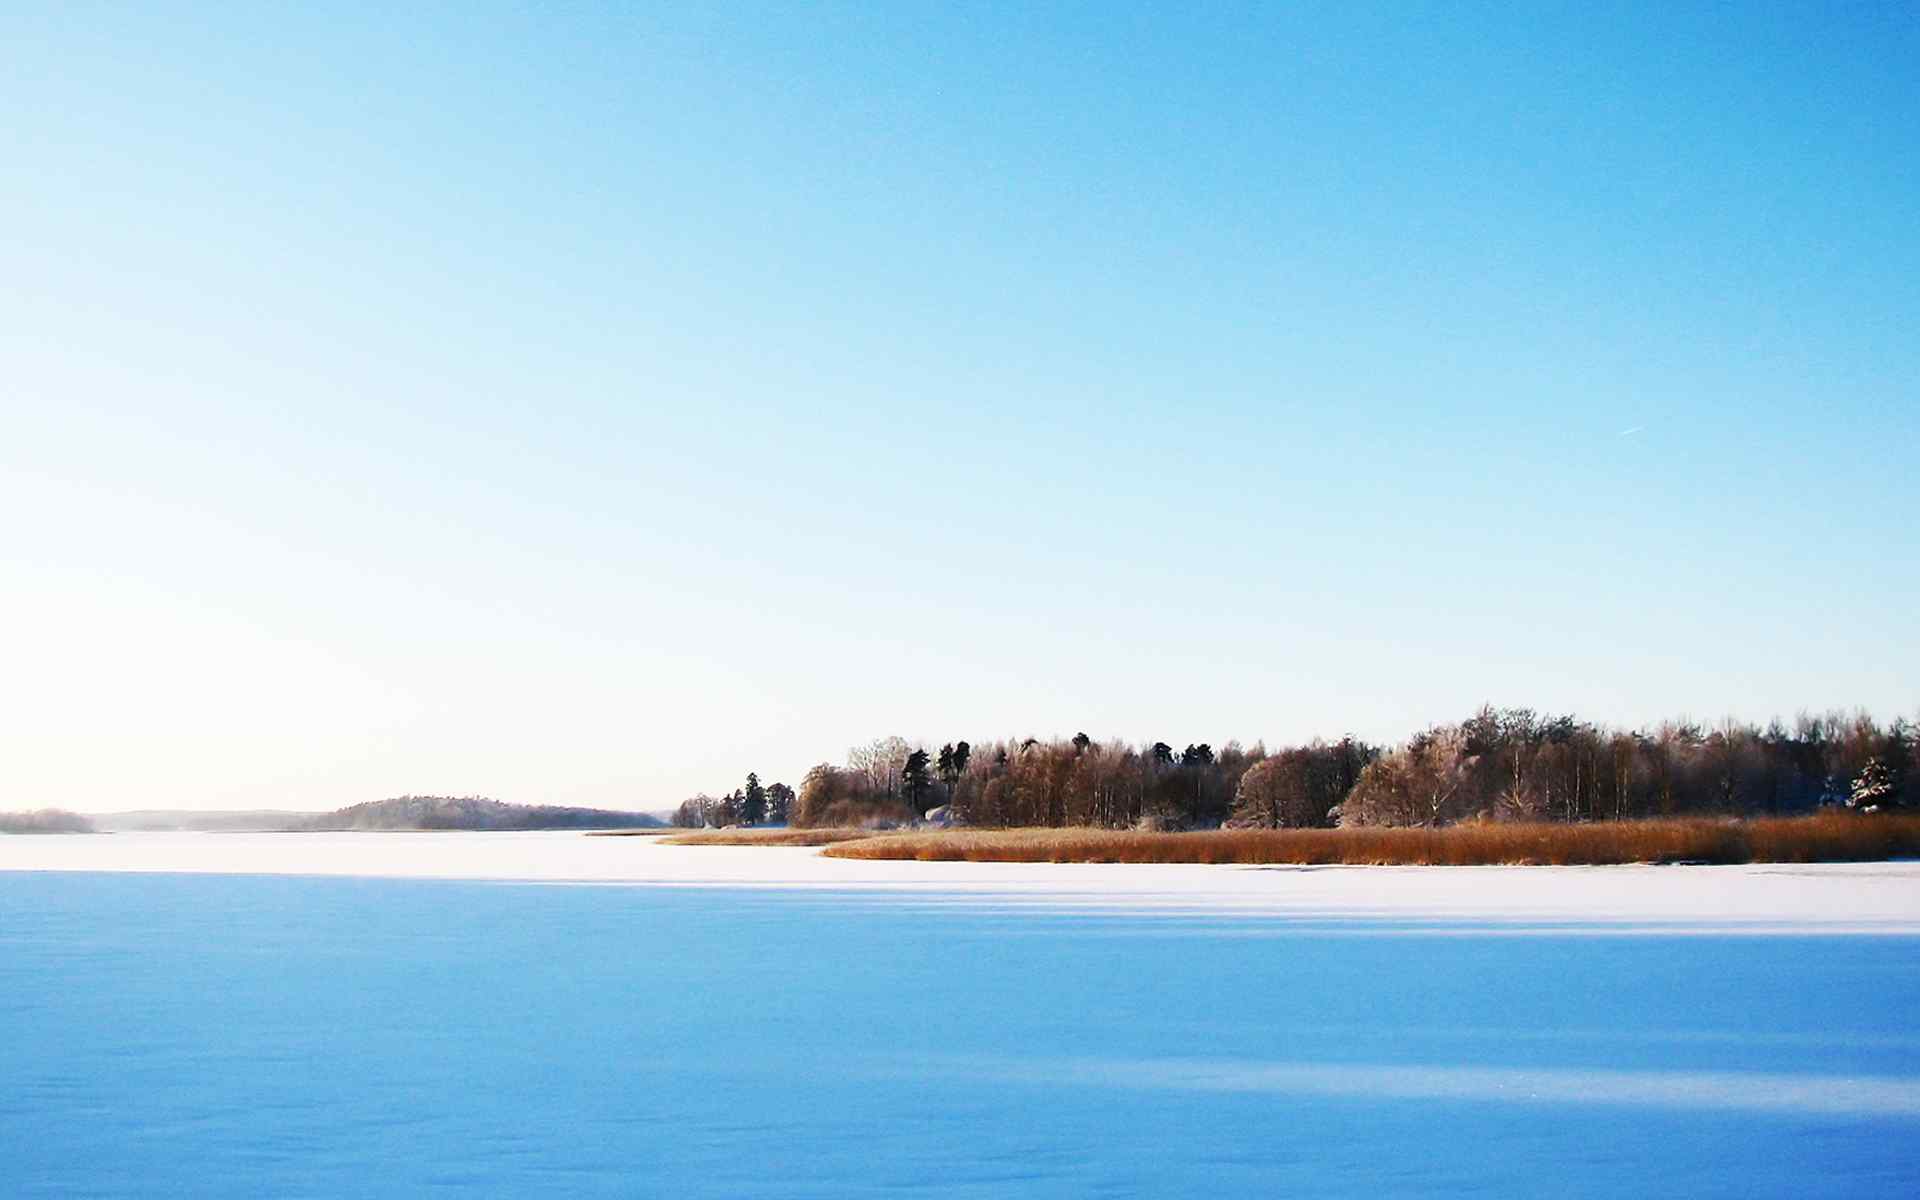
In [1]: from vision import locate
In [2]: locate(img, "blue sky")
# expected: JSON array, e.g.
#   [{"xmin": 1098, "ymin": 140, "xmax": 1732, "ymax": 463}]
[{"xmin": 3, "ymin": 3, "xmax": 1915, "ymax": 810}]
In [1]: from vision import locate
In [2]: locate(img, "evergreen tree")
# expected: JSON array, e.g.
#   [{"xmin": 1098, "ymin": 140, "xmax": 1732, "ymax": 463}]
[
  {"xmin": 1851, "ymin": 758, "xmax": 1895, "ymax": 810},
  {"xmin": 766, "ymin": 781, "xmax": 794, "ymax": 824},
  {"xmin": 1181, "ymin": 744, "xmax": 1216, "ymax": 824},
  {"xmin": 743, "ymin": 772, "xmax": 767, "ymax": 824},
  {"xmin": 902, "ymin": 749, "xmax": 933, "ymax": 811}
]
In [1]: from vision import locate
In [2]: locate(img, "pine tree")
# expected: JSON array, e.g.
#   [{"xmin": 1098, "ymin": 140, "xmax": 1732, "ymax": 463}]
[
  {"xmin": 1851, "ymin": 758, "xmax": 1895, "ymax": 810},
  {"xmin": 766, "ymin": 782, "xmax": 794, "ymax": 824},
  {"xmin": 902, "ymin": 749, "xmax": 933, "ymax": 812},
  {"xmin": 743, "ymin": 772, "xmax": 767, "ymax": 824}
]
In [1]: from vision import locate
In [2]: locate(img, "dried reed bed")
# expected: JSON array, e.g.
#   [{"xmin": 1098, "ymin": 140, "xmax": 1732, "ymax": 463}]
[
  {"xmin": 659, "ymin": 827, "xmax": 877, "ymax": 847},
  {"xmin": 821, "ymin": 813, "xmax": 1920, "ymax": 867}
]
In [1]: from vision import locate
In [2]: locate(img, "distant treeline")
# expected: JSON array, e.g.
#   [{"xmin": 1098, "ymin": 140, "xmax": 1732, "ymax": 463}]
[
  {"xmin": 670, "ymin": 774, "xmax": 795, "ymax": 828},
  {"xmin": 304, "ymin": 795, "xmax": 662, "ymax": 831},
  {"xmin": 683, "ymin": 708, "xmax": 1917, "ymax": 831},
  {"xmin": 0, "ymin": 808, "xmax": 96, "ymax": 835},
  {"xmin": 93, "ymin": 810, "xmax": 323, "ymax": 833}
]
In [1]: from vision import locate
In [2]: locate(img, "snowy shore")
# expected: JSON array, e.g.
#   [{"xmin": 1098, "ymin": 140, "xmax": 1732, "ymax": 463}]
[{"xmin": 4, "ymin": 829, "xmax": 1917, "ymax": 932}]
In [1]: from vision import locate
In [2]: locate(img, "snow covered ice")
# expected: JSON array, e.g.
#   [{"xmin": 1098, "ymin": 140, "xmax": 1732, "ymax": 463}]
[{"xmin": 3, "ymin": 833, "xmax": 1918, "ymax": 1196}]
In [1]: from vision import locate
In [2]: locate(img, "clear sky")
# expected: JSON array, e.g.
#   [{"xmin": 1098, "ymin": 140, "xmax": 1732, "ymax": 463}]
[{"xmin": 4, "ymin": 3, "xmax": 1915, "ymax": 812}]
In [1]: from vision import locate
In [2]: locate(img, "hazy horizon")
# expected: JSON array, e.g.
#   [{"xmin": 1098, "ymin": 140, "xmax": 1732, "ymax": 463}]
[{"xmin": 6, "ymin": 5, "xmax": 1915, "ymax": 811}]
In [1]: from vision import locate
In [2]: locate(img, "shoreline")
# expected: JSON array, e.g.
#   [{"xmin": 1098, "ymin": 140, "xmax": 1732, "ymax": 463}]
[{"xmin": 4, "ymin": 830, "xmax": 1920, "ymax": 932}]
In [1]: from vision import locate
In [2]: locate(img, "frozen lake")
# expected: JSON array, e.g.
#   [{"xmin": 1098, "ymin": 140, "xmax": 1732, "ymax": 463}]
[{"xmin": 5, "ymin": 834, "xmax": 1920, "ymax": 1196}]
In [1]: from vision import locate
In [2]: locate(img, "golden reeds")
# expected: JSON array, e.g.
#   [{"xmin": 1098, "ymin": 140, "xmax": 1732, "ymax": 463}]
[{"xmin": 819, "ymin": 813, "xmax": 1920, "ymax": 867}]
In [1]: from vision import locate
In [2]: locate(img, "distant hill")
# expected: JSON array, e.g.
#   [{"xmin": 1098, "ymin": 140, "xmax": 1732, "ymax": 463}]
[
  {"xmin": 0, "ymin": 809, "xmax": 96, "ymax": 834},
  {"xmin": 301, "ymin": 795, "xmax": 664, "ymax": 832},
  {"xmin": 92, "ymin": 810, "xmax": 320, "ymax": 833}
]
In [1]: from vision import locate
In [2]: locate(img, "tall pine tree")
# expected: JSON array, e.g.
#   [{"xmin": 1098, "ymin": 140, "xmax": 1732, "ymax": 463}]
[{"xmin": 902, "ymin": 749, "xmax": 933, "ymax": 813}]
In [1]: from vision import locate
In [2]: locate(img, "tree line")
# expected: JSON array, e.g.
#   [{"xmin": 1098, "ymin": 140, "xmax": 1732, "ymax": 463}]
[
  {"xmin": 670, "ymin": 773, "xmax": 796, "ymax": 828},
  {"xmin": 701, "ymin": 708, "xmax": 1913, "ymax": 831},
  {"xmin": 0, "ymin": 808, "xmax": 96, "ymax": 835},
  {"xmin": 789, "ymin": 734, "xmax": 1374, "ymax": 829}
]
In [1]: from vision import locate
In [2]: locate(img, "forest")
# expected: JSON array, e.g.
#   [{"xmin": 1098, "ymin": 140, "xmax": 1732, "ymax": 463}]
[
  {"xmin": 0, "ymin": 808, "xmax": 96, "ymax": 835},
  {"xmin": 303, "ymin": 796, "xmax": 663, "ymax": 831},
  {"xmin": 677, "ymin": 708, "xmax": 1916, "ymax": 831}
]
